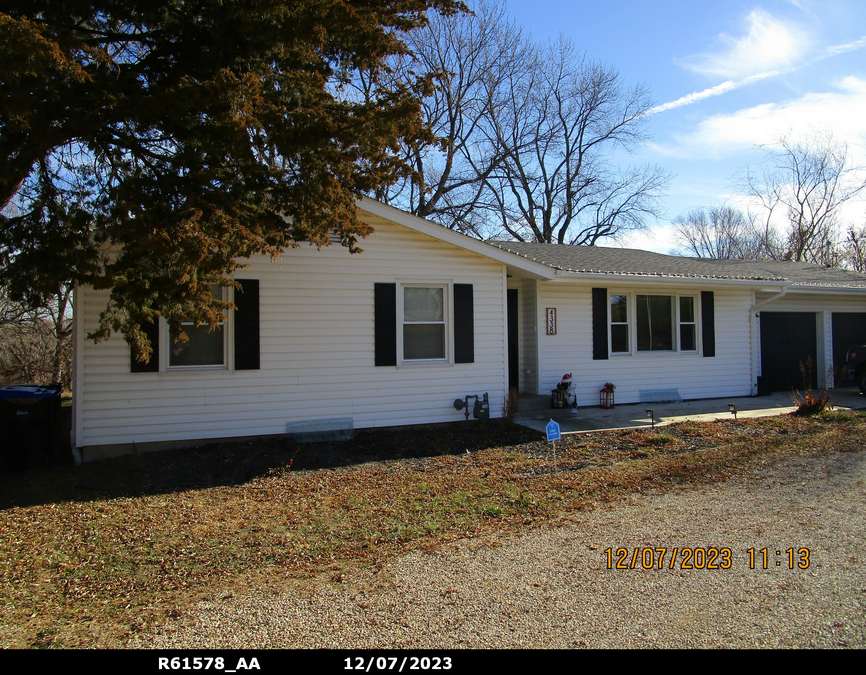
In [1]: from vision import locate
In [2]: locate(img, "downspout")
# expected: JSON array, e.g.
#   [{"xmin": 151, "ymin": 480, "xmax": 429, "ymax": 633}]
[
  {"xmin": 749, "ymin": 285, "xmax": 789, "ymax": 395},
  {"xmin": 750, "ymin": 285, "xmax": 788, "ymax": 312}
]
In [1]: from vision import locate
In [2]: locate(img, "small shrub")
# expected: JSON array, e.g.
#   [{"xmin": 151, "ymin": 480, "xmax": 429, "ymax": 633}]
[
  {"xmin": 791, "ymin": 357, "xmax": 833, "ymax": 416},
  {"xmin": 792, "ymin": 393, "xmax": 832, "ymax": 416},
  {"xmin": 502, "ymin": 387, "xmax": 519, "ymax": 424}
]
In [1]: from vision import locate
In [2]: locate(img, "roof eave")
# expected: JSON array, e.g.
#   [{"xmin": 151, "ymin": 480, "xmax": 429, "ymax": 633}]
[
  {"xmin": 782, "ymin": 284, "xmax": 866, "ymax": 295},
  {"xmin": 356, "ymin": 198, "xmax": 555, "ymax": 280},
  {"xmin": 551, "ymin": 270, "xmax": 789, "ymax": 288}
]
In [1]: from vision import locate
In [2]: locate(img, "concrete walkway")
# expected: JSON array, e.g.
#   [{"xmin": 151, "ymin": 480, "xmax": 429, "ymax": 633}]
[{"xmin": 514, "ymin": 386, "xmax": 866, "ymax": 435}]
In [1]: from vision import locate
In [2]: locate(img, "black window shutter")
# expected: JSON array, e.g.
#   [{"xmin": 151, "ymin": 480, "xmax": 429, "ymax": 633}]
[
  {"xmin": 701, "ymin": 291, "xmax": 715, "ymax": 357},
  {"xmin": 592, "ymin": 288, "xmax": 609, "ymax": 360},
  {"xmin": 374, "ymin": 283, "xmax": 397, "ymax": 366},
  {"xmin": 130, "ymin": 319, "xmax": 160, "ymax": 373},
  {"xmin": 454, "ymin": 284, "xmax": 474, "ymax": 364},
  {"xmin": 234, "ymin": 279, "xmax": 260, "ymax": 370}
]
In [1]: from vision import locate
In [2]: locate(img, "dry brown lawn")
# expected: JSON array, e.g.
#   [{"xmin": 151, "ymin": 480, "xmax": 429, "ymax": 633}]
[{"xmin": 1, "ymin": 410, "xmax": 864, "ymax": 648}]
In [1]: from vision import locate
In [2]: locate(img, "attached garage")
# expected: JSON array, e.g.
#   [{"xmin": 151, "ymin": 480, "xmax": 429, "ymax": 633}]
[
  {"xmin": 831, "ymin": 313, "xmax": 866, "ymax": 382},
  {"xmin": 759, "ymin": 312, "xmax": 818, "ymax": 393}
]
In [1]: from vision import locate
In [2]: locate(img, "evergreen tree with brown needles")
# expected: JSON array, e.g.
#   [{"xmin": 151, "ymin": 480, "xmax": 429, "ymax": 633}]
[{"xmin": 0, "ymin": 1, "xmax": 462, "ymax": 360}]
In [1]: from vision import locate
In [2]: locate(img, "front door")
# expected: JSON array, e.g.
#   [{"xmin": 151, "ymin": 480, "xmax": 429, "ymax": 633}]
[{"xmin": 507, "ymin": 289, "xmax": 519, "ymax": 390}]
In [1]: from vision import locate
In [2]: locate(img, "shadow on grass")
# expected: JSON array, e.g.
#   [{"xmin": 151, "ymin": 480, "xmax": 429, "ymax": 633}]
[{"xmin": 0, "ymin": 421, "xmax": 541, "ymax": 509}]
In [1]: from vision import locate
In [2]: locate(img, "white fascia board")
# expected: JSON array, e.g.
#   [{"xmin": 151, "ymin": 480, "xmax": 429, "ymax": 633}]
[
  {"xmin": 551, "ymin": 270, "xmax": 788, "ymax": 289},
  {"xmin": 356, "ymin": 198, "xmax": 555, "ymax": 280},
  {"xmin": 782, "ymin": 285, "xmax": 866, "ymax": 295}
]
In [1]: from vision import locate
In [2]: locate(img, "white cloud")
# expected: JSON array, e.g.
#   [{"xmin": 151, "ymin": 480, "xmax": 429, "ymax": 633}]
[
  {"xmin": 650, "ymin": 71, "xmax": 784, "ymax": 114},
  {"xmin": 617, "ymin": 224, "xmax": 681, "ymax": 254},
  {"xmin": 825, "ymin": 34, "xmax": 866, "ymax": 56},
  {"xmin": 651, "ymin": 32, "xmax": 866, "ymax": 114},
  {"xmin": 658, "ymin": 77, "xmax": 866, "ymax": 161},
  {"xmin": 678, "ymin": 10, "xmax": 809, "ymax": 80}
]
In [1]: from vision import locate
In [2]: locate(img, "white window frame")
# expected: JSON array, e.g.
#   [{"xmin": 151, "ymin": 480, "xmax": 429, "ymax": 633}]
[
  {"xmin": 677, "ymin": 296, "xmax": 699, "ymax": 353},
  {"xmin": 609, "ymin": 293, "xmax": 630, "ymax": 355},
  {"xmin": 397, "ymin": 281, "xmax": 452, "ymax": 366},
  {"xmin": 164, "ymin": 284, "xmax": 232, "ymax": 371},
  {"xmin": 609, "ymin": 291, "xmax": 700, "ymax": 355}
]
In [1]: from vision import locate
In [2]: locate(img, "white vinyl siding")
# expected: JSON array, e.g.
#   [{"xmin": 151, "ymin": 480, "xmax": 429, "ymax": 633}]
[
  {"xmin": 76, "ymin": 219, "xmax": 507, "ymax": 450},
  {"xmin": 536, "ymin": 283, "xmax": 754, "ymax": 404}
]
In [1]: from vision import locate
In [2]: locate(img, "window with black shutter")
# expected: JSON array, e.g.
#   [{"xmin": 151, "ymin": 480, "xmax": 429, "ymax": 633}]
[
  {"xmin": 130, "ymin": 280, "xmax": 261, "ymax": 372},
  {"xmin": 374, "ymin": 282, "xmax": 474, "ymax": 365}
]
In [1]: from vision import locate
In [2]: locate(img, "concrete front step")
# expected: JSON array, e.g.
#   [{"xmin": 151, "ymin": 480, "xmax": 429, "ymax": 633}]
[{"xmin": 518, "ymin": 394, "xmax": 588, "ymax": 420}]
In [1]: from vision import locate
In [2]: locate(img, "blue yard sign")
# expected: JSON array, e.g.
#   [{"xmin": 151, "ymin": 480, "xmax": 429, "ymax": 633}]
[{"xmin": 546, "ymin": 419, "xmax": 561, "ymax": 442}]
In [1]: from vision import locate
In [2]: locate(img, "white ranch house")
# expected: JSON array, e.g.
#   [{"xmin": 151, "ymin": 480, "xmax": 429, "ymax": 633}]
[{"xmin": 72, "ymin": 199, "xmax": 866, "ymax": 460}]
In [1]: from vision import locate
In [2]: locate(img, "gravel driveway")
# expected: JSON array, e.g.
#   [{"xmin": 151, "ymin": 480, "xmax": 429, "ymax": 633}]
[{"xmin": 135, "ymin": 448, "xmax": 866, "ymax": 649}]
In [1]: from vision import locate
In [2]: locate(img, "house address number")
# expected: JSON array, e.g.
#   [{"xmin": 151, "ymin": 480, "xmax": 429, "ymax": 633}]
[{"xmin": 546, "ymin": 308, "xmax": 556, "ymax": 335}]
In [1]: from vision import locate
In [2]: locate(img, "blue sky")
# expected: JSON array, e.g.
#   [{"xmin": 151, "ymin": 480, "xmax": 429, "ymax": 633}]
[{"xmin": 505, "ymin": 0, "xmax": 866, "ymax": 252}]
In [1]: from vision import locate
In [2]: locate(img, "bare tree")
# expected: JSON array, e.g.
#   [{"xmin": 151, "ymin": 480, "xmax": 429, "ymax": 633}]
[
  {"xmin": 842, "ymin": 225, "xmax": 866, "ymax": 272},
  {"xmin": 0, "ymin": 283, "xmax": 73, "ymax": 387},
  {"xmin": 480, "ymin": 37, "xmax": 669, "ymax": 244},
  {"xmin": 744, "ymin": 133, "xmax": 866, "ymax": 265},
  {"xmin": 672, "ymin": 206, "xmax": 765, "ymax": 259},
  {"xmin": 1, "ymin": 194, "xmax": 73, "ymax": 386},
  {"xmin": 0, "ymin": 292, "xmax": 27, "ymax": 327},
  {"xmin": 361, "ymin": 2, "xmax": 669, "ymax": 244},
  {"xmin": 353, "ymin": 0, "xmax": 519, "ymax": 235}
]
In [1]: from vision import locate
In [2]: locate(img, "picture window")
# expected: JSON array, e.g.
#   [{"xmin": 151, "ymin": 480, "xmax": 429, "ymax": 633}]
[
  {"xmin": 637, "ymin": 295, "xmax": 674, "ymax": 352},
  {"xmin": 609, "ymin": 292, "xmax": 699, "ymax": 354}
]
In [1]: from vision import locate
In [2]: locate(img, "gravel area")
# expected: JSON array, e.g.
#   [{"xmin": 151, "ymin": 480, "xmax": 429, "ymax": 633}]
[{"xmin": 134, "ymin": 449, "xmax": 866, "ymax": 649}]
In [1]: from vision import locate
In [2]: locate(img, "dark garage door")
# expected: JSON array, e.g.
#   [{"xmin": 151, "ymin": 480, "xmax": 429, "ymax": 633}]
[
  {"xmin": 760, "ymin": 312, "xmax": 817, "ymax": 392},
  {"xmin": 832, "ymin": 313, "xmax": 866, "ymax": 382}
]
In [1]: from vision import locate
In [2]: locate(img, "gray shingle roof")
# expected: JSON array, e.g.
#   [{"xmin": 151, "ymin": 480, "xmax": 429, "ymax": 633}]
[{"xmin": 487, "ymin": 241, "xmax": 866, "ymax": 288}]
